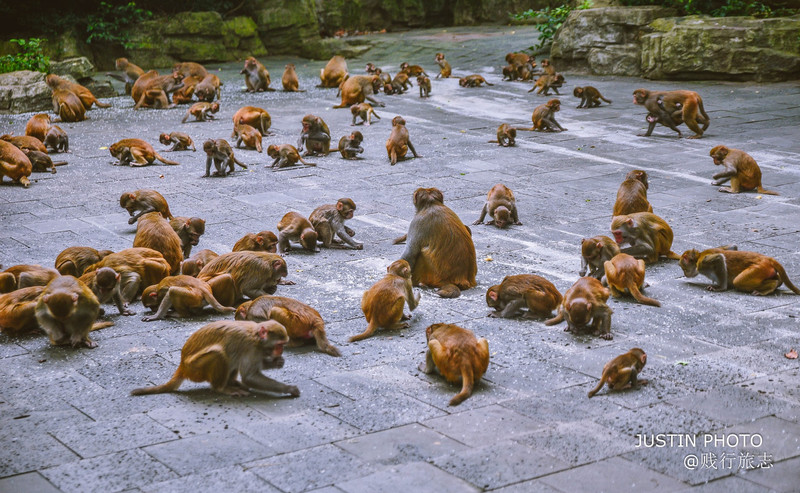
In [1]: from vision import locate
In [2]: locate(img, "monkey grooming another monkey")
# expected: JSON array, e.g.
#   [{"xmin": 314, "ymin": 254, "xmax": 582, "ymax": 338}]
[
  {"xmin": 486, "ymin": 274, "xmax": 562, "ymax": 319},
  {"xmin": 110, "ymin": 139, "xmax": 179, "ymax": 167},
  {"xmin": 579, "ymin": 235, "xmax": 620, "ymax": 280},
  {"xmin": 546, "ymin": 277, "xmax": 613, "ymax": 340},
  {"xmin": 488, "ymin": 124, "xmax": 516, "ymax": 147},
  {"xmin": 386, "ymin": 116, "xmax": 420, "ymax": 165},
  {"xmin": 159, "ymin": 132, "xmax": 196, "ymax": 152},
  {"xmin": 338, "ymin": 132, "xmax": 364, "ymax": 160},
  {"xmin": 173, "ymin": 62, "xmax": 208, "ymax": 80},
  {"xmin": 604, "ymin": 253, "xmax": 661, "ymax": 307},
  {"xmin": 181, "ymin": 102, "xmax": 219, "ymax": 124},
  {"xmin": 131, "ymin": 320, "xmax": 299, "ymax": 397},
  {"xmin": 419, "ymin": 323, "xmax": 489, "ymax": 406},
  {"xmin": 351, "ymin": 259, "xmax": 419, "ymax": 342},
  {"xmin": 613, "ymin": 170, "xmax": 653, "ymax": 216},
  {"xmin": 268, "ymin": 144, "xmax": 316, "ymax": 168},
  {"xmin": 309, "ymin": 198, "xmax": 362, "ymax": 250},
  {"xmin": 709, "ymin": 145, "xmax": 778, "ymax": 195},
  {"xmin": 194, "ymin": 74, "xmax": 221, "ymax": 102},
  {"xmin": 611, "ymin": 212, "xmax": 680, "ymax": 264},
  {"xmin": 587, "ymin": 348, "xmax": 648, "ymax": 398},
  {"xmin": 241, "ymin": 57, "xmax": 272, "ymax": 92},
  {"xmin": 680, "ymin": 247, "xmax": 800, "ymax": 295},
  {"xmin": 473, "ymin": 184, "xmax": 522, "ymax": 229},
  {"xmin": 197, "ymin": 251, "xmax": 290, "ymax": 306},
  {"xmin": 120, "ymin": 189, "xmax": 173, "ymax": 224},
  {"xmin": 574, "ymin": 86, "xmax": 611, "ymax": 108},
  {"xmin": 277, "ymin": 212, "xmax": 319, "ymax": 253},
  {"xmin": 131, "ymin": 70, "xmax": 184, "ymax": 109},
  {"xmin": 141, "ymin": 275, "xmax": 235, "ymax": 321},
  {"xmin": 351, "ymin": 103, "xmax": 381, "ymax": 126},
  {"xmin": 180, "ymin": 249, "xmax": 219, "ymax": 277},
  {"xmin": 35, "ymin": 276, "xmax": 113, "ymax": 348},
  {"xmin": 203, "ymin": 139, "xmax": 247, "ymax": 177}
]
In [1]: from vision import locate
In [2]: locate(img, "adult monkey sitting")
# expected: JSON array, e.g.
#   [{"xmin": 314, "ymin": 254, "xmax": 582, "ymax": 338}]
[{"xmin": 633, "ymin": 89, "xmax": 709, "ymax": 139}]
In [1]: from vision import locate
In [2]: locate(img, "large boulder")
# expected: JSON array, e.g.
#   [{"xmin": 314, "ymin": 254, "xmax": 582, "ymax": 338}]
[
  {"xmin": 49, "ymin": 57, "xmax": 95, "ymax": 80},
  {"xmin": 0, "ymin": 71, "xmax": 52, "ymax": 115},
  {"xmin": 250, "ymin": 0, "xmax": 328, "ymax": 59}
]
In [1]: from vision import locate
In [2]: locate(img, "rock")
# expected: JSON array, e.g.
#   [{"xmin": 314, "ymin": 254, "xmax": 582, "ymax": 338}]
[
  {"xmin": 49, "ymin": 57, "xmax": 95, "ymax": 80},
  {"xmin": 250, "ymin": 0, "xmax": 326, "ymax": 58},
  {"xmin": 80, "ymin": 79, "xmax": 117, "ymax": 98},
  {"xmin": 0, "ymin": 70, "xmax": 52, "ymax": 115}
]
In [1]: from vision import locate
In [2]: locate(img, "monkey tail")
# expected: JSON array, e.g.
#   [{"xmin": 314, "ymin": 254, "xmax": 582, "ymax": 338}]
[
  {"xmin": 544, "ymin": 309, "xmax": 564, "ymax": 326},
  {"xmin": 587, "ymin": 377, "xmax": 605, "ymax": 398},
  {"xmin": 392, "ymin": 234, "xmax": 407, "ymax": 245},
  {"xmin": 90, "ymin": 321, "xmax": 114, "ymax": 331},
  {"xmin": 514, "ymin": 126, "xmax": 536, "ymax": 132},
  {"xmin": 234, "ymin": 157, "xmax": 248, "ymax": 169},
  {"xmin": 757, "ymin": 187, "xmax": 779, "ymax": 196},
  {"xmin": 130, "ymin": 369, "xmax": 184, "ymax": 395},
  {"xmin": 450, "ymin": 365, "xmax": 474, "ymax": 406},
  {"xmin": 201, "ymin": 287, "xmax": 236, "ymax": 314},
  {"xmin": 697, "ymin": 98, "xmax": 710, "ymax": 129},
  {"xmin": 298, "ymin": 158, "xmax": 316, "ymax": 167},
  {"xmin": 774, "ymin": 261, "xmax": 800, "ymax": 294},
  {"xmin": 628, "ymin": 283, "xmax": 661, "ymax": 307},
  {"xmin": 666, "ymin": 251, "xmax": 681, "ymax": 260},
  {"xmin": 52, "ymin": 161, "xmax": 68, "ymax": 166},
  {"xmin": 154, "ymin": 152, "xmax": 180, "ymax": 165},
  {"xmin": 600, "ymin": 97, "xmax": 612, "ymax": 104},
  {"xmin": 94, "ymin": 99, "xmax": 112, "ymax": 108}
]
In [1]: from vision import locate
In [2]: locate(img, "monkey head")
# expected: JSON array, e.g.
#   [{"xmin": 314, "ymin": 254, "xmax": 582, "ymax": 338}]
[
  {"xmin": 546, "ymin": 99, "xmax": 561, "ymax": 112},
  {"xmin": 349, "ymin": 132, "xmax": 363, "ymax": 146},
  {"xmin": 384, "ymin": 84, "xmax": 394, "ymax": 94},
  {"xmin": 709, "ymin": 145, "xmax": 728, "ymax": 165},
  {"xmin": 115, "ymin": 58, "xmax": 129, "ymax": 70},
  {"xmin": 412, "ymin": 187, "xmax": 445, "ymax": 210},
  {"xmin": 435, "ymin": 53, "xmax": 444, "ymax": 62},
  {"xmin": 142, "ymin": 285, "xmax": 160, "ymax": 311},
  {"xmin": 43, "ymin": 292, "xmax": 79, "ymax": 318},
  {"xmin": 580, "ymin": 238, "xmax": 604, "ymax": 260},
  {"xmin": 93, "ymin": 267, "xmax": 119, "ymax": 300},
  {"xmin": 159, "ymin": 133, "xmax": 172, "ymax": 146},
  {"xmin": 285, "ymin": 63, "xmax": 295, "ymax": 70},
  {"xmin": 565, "ymin": 298, "xmax": 592, "ymax": 327},
  {"xmin": 271, "ymin": 257, "xmax": 289, "ymax": 279},
  {"xmin": 573, "ymin": 87, "xmax": 584, "ymax": 97},
  {"xmin": 631, "ymin": 348, "xmax": 647, "ymax": 366},
  {"xmin": 209, "ymin": 102, "xmax": 220, "ymax": 114},
  {"xmin": 391, "ymin": 116, "xmax": 406, "ymax": 127},
  {"xmin": 485, "ymin": 285, "xmax": 501, "ymax": 308},
  {"xmin": 258, "ymin": 231, "xmax": 278, "ymax": 253},
  {"xmin": 256, "ymin": 320, "xmax": 290, "ymax": 357},
  {"xmin": 493, "ymin": 206, "xmax": 511, "ymax": 228},
  {"xmin": 679, "ymin": 249, "xmax": 701, "ymax": 278},
  {"xmin": 541, "ymin": 59, "xmax": 550, "ymax": 67},
  {"xmin": 180, "ymin": 259, "xmax": 203, "ymax": 277},
  {"xmin": 370, "ymin": 75, "xmax": 382, "ymax": 92},
  {"xmin": 504, "ymin": 53, "xmax": 515, "ymax": 64},
  {"xmin": 266, "ymin": 145, "xmax": 279, "ymax": 158},
  {"xmin": 610, "ymin": 216, "xmax": 635, "ymax": 245},
  {"xmin": 234, "ymin": 300, "xmax": 252, "ymax": 320},
  {"xmin": 459, "ymin": 78, "xmax": 467, "ymax": 87},
  {"xmin": 632, "ymin": 89, "xmax": 649, "ymax": 105},
  {"xmin": 387, "ymin": 259, "xmax": 411, "ymax": 279},
  {"xmin": 400, "ymin": 62, "xmax": 409, "ymax": 71},
  {"xmin": 337, "ymin": 198, "xmax": 356, "ymax": 219},
  {"xmin": 366, "ymin": 63, "xmax": 376, "ymax": 73},
  {"xmin": 300, "ymin": 230, "xmax": 318, "ymax": 251},
  {"xmin": 186, "ymin": 218, "xmax": 205, "ymax": 245},
  {"xmin": 203, "ymin": 140, "xmax": 216, "ymax": 155},
  {"xmin": 244, "ymin": 57, "xmax": 258, "ymax": 71},
  {"xmin": 626, "ymin": 170, "xmax": 649, "ymax": 189}
]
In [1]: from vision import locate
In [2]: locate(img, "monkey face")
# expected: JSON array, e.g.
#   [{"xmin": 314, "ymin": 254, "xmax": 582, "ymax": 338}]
[
  {"xmin": 633, "ymin": 89, "xmax": 648, "ymax": 105},
  {"xmin": 679, "ymin": 251, "xmax": 699, "ymax": 277},
  {"xmin": 485, "ymin": 286, "xmax": 500, "ymax": 308}
]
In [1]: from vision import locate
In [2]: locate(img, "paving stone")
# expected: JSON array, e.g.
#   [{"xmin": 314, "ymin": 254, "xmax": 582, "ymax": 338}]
[
  {"xmin": 0, "ymin": 432, "xmax": 81, "ymax": 479},
  {"xmin": 52, "ymin": 413, "xmax": 176, "ymax": 459},
  {"xmin": 674, "ymin": 476, "xmax": 775, "ymax": 493},
  {"xmin": 141, "ymin": 466, "xmax": 279, "ymax": 493},
  {"xmin": 516, "ymin": 420, "xmax": 637, "ymax": 466},
  {"xmin": 723, "ymin": 416, "xmax": 800, "ymax": 463},
  {"xmin": 539, "ymin": 456, "xmax": 688, "ymax": 492},
  {"xmin": 669, "ymin": 384, "xmax": 794, "ymax": 426},
  {"xmin": 335, "ymin": 423, "xmax": 470, "ymax": 464},
  {"xmin": 736, "ymin": 456, "xmax": 800, "ymax": 493},
  {"xmin": 240, "ymin": 410, "xmax": 361, "ymax": 454},
  {"xmin": 336, "ymin": 461, "xmax": 480, "ymax": 493},
  {"xmin": 0, "ymin": 472, "xmax": 61, "ymax": 493},
  {"xmin": 143, "ymin": 430, "xmax": 274, "ymax": 475},
  {"xmin": 422, "ymin": 405, "xmax": 546, "ymax": 447}
]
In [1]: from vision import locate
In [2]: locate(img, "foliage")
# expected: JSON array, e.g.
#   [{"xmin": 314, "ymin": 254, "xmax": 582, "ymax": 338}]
[
  {"xmin": 511, "ymin": 0, "xmax": 593, "ymax": 50},
  {"xmin": 86, "ymin": 2, "xmax": 153, "ymax": 49},
  {"xmin": 619, "ymin": 0, "xmax": 796, "ymax": 17},
  {"xmin": 0, "ymin": 38, "xmax": 50, "ymax": 74}
]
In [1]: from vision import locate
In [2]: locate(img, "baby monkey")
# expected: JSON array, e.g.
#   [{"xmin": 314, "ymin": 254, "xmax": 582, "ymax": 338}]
[
  {"xmin": 338, "ymin": 132, "xmax": 364, "ymax": 160},
  {"xmin": 159, "ymin": 132, "xmax": 196, "ymax": 152},
  {"xmin": 351, "ymin": 103, "xmax": 381, "ymax": 126},
  {"xmin": 202, "ymin": 139, "xmax": 247, "ymax": 177},
  {"xmin": 587, "ymin": 348, "xmax": 647, "ymax": 398}
]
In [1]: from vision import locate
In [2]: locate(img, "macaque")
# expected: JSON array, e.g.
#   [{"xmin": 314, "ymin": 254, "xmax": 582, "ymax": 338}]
[
  {"xmin": 172, "ymin": 75, "xmax": 200, "ymax": 104},
  {"xmin": 0, "ymin": 286, "xmax": 44, "ymax": 334},
  {"xmin": 194, "ymin": 74, "xmax": 221, "ymax": 102},
  {"xmin": 309, "ymin": 198, "xmax": 362, "ymax": 250},
  {"xmin": 1, "ymin": 134, "xmax": 47, "ymax": 154},
  {"xmin": 319, "ymin": 55, "xmax": 348, "ymax": 88},
  {"xmin": 633, "ymin": 88, "xmax": 709, "ymax": 139},
  {"xmin": 110, "ymin": 139, "xmax": 179, "ymax": 166},
  {"xmin": 351, "ymin": 103, "xmax": 381, "ymax": 126},
  {"xmin": 234, "ymin": 121, "xmax": 263, "ymax": 152},
  {"xmin": 236, "ymin": 295, "xmax": 340, "ymax": 356},
  {"xmin": 182, "ymin": 102, "xmax": 219, "ymax": 123},
  {"xmin": 197, "ymin": 251, "xmax": 290, "ymax": 306},
  {"xmin": 473, "ymin": 184, "xmax": 521, "ymax": 228},
  {"xmin": 434, "ymin": 53, "xmax": 451, "ymax": 78},
  {"xmin": 51, "ymin": 89, "xmax": 86, "ymax": 122},
  {"xmin": 281, "ymin": 63, "xmax": 304, "ymax": 92},
  {"xmin": 141, "ymin": 275, "xmax": 235, "ymax": 321},
  {"xmin": 106, "ymin": 57, "xmax": 144, "ymax": 94},
  {"xmin": 545, "ymin": 277, "xmax": 613, "ymax": 340},
  {"xmin": 267, "ymin": 144, "xmax": 316, "ymax": 168},
  {"xmin": 233, "ymin": 232, "xmax": 278, "ymax": 253},
  {"xmin": 488, "ymin": 124, "xmax": 516, "ymax": 147},
  {"xmin": 159, "ymin": 132, "xmax": 196, "ymax": 152},
  {"xmin": 389, "ymin": 73, "xmax": 412, "ymax": 94},
  {"xmin": 131, "ymin": 70, "xmax": 184, "ymax": 109},
  {"xmin": 297, "ymin": 114, "xmax": 331, "ymax": 156},
  {"xmin": 486, "ymin": 274, "xmax": 561, "ymax": 319},
  {"xmin": 386, "ymin": 116, "xmax": 420, "ymax": 165},
  {"xmin": 232, "ymin": 106, "xmax": 272, "ymax": 137},
  {"xmin": 173, "ymin": 62, "xmax": 208, "ymax": 80},
  {"xmin": 55, "ymin": 247, "xmax": 114, "ymax": 277},
  {"xmin": 203, "ymin": 139, "xmax": 247, "ymax": 177},
  {"xmin": 44, "ymin": 125, "xmax": 69, "ymax": 153},
  {"xmin": 0, "ymin": 140, "xmax": 32, "ymax": 188},
  {"xmin": 458, "ymin": 75, "xmax": 494, "ymax": 87},
  {"xmin": 120, "ymin": 189, "xmax": 173, "ymax": 224},
  {"xmin": 79, "ymin": 266, "xmax": 130, "ymax": 316},
  {"xmin": 352, "ymin": 259, "xmax": 419, "ymax": 342},
  {"xmin": 418, "ymin": 323, "xmax": 489, "ymax": 406},
  {"xmin": 611, "ymin": 212, "xmax": 680, "ymax": 264},
  {"xmin": 574, "ymin": 86, "xmax": 611, "ymax": 108},
  {"xmin": 25, "ymin": 113, "xmax": 51, "ymax": 142},
  {"xmin": 520, "ymin": 99, "xmax": 566, "ymax": 132},
  {"xmin": 587, "ymin": 348, "xmax": 648, "ymax": 398},
  {"xmin": 604, "ymin": 253, "xmax": 661, "ymax": 307},
  {"xmin": 613, "ymin": 170, "xmax": 652, "ymax": 216},
  {"xmin": 680, "ymin": 247, "xmax": 800, "ymax": 295},
  {"xmin": 180, "ymin": 249, "xmax": 218, "ymax": 277},
  {"xmin": 579, "ymin": 235, "xmax": 620, "ymax": 280},
  {"xmin": 133, "ymin": 212, "xmax": 184, "ymax": 275},
  {"xmin": 35, "ymin": 276, "xmax": 112, "ymax": 348},
  {"xmin": 277, "ymin": 212, "xmax": 319, "ymax": 253},
  {"xmin": 417, "ymin": 75, "xmax": 431, "ymax": 97},
  {"xmin": 338, "ymin": 132, "xmax": 364, "ymax": 160},
  {"xmin": 130, "ymin": 320, "xmax": 299, "ymax": 397},
  {"xmin": 399, "ymin": 62, "xmax": 428, "ymax": 77},
  {"xmin": 169, "ymin": 216, "xmax": 206, "ymax": 258},
  {"xmin": 23, "ymin": 149, "xmax": 66, "ymax": 174},
  {"xmin": 83, "ymin": 247, "xmax": 171, "ymax": 307},
  {"xmin": 529, "ymin": 74, "xmax": 565, "ymax": 95},
  {"xmin": 399, "ymin": 188, "xmax": 477, "ymax": 298},
  {"xmin": 709, "ymin": 146, "xmax": 778, "ymax": 195},
  {"xmin": 45, "ymin": 74, "xmax": 110, "ymax": 110},
  {"xmin": 502, "ymin": 64, "xmax": 519, "ymax": 81},
  {"xmin": 241, "ymin": 57, "xmax": 272, "ymax": 92},
  {"xmin": 0, "ymin": 264, "xmax": 60, "ymax": 294},
  {"xmin": 335, "ymin": 75, "xmax": 384, "ymax": 108}
]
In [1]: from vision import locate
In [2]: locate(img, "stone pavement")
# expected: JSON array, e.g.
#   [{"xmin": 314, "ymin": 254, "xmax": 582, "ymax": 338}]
[{"xmin": 1, "ymin": 26, "xmax": 799, "ymax": 493}]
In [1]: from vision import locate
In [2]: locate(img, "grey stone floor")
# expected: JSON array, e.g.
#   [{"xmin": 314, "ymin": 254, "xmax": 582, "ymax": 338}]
[{"xmin": 1, "ymin": 26, "xmax": 799, "ymax": 493}]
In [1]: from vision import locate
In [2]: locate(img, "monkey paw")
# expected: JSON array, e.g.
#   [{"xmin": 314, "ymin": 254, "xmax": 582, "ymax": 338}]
[
  {"xmin": 596, "ymin": 332, "xmax": 614, "ymax": 340},
  {"xmin": 488, "ymin": 312, "xmax": 501, "ymax": 318},
  {"xmin": 287, "ymin": 386, "xmax": 300, "ymax": 397}
]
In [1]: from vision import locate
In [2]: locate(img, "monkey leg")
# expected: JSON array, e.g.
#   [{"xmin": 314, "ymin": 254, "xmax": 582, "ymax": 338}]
[
  {"xmin": 315, "ymin": 222, "xmax": 335, "ymax": 247},
  {"xmin": 418, "ymin": 348, "xmax": 437, "ymax": 374},
  {"xmin": 719, "ymin": 177, "xmax": 741, "ymax": 194},
  {"xmin": 184, "ymin": 346, "xmax": 245, "ymax": 395},
  {"xmin": 732, "ymin": 265, "xmax": 780, "ymax": 295},
  {"xmin": 437, "ymin": 284, "xmax": 462, "ymax": 298},
  {"xmin": 683, "ymin": 114, "xmax": 705, "ymax": 139},
  {"xmin": 128, "ymin": 148, "xmax": 150, "ymax": 167},
  {"xmin": 118, "ymin": 271, "xmax": 142, "ymax": 305},
  {"xmin": 240, "ymin": 367, "xmax": 299, "ymax": 397},
  {"xmin": 208, "ymin": 274, "xmax": 237, "ymax": 307},
  {"xmin": 490, "ymin": 298, "xmax": 526, "ymax": 318},
  {"xmin": 523, "ymin": 292, "xmax": 556, "ymax": 318},
  {"xmin": 592, "ymin": 307, "xmax": 614, "ymax": 340},
  {"xmin": 609, "ymin": 368, "xmax": 635, "ymax": 391}
]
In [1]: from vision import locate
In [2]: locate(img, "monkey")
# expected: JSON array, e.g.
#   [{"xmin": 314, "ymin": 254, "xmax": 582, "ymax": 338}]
[
  {"xmin": 234, "ymin": 120, "xmax": 263, "ymax": 153},
  {"xmin": 25, "ymin": 113, "xmax": 51, "ymax": 142},
  {"xmin": 351, "ymin": 259, "xmax": 419, "ymax": 342},
  {"xmin": 236, "ymin": 295, "xmax": 340, "ymax": 356},
  {"xmin": 233, "ymin": 232, "xmax": 278, "ymax": 253},
  {"xmin": 110, "ymin": 139, "xmax": 179, "ymax": 167},
  {"xmin": 0, "ymin": 140, "xmax": 32, "ymax": 188},
  {"xmin": 679, "ymin": 248, "xmax": 800, "ymax": 295},
  {"xmin": 130, "ymin": 320, "xmax": 299, "ymax": 397},
  {"xmin": 399, "ymin": 62, "xmax": 428, "ymax": 78},
  {"xmin": 133, "ymin": 212, "xmax": 184, "ymax": 275},
  {"xmin": 417, "ymin": 75, "xmax": 431, "ymax": 98},
  {"xmin": 0, "ymin": 134, "xmax": 47, "ymax": 154},
  {"xmin": 169, "ymin": 216, "xmax": 206, "ymax": 258},
  {"xmin": 335, "ymin": 75, "xmax": 384, "ymax": 108},
  {"xmin": 613, "ymin": 169, "xmax": 653, "ymax": 217},
  {"xmin": 587, "ymin": 348, "xmax": 648, "ymax": 398},
  {"xmin": 159, "ymin": 132, "xmax": 196, "ymax": 152},
  {"xmin": 22, "ymin": 149, "xmax": 66, "ymax": 174},
  {"xmin": 458, "ymin": 75, "xmax": 494, "ymax": 87},
  {"xmin": 51, "ymin": 89, "xmax": 86, "ymax": 123},
  {"xmin": 78, "ymin": 266, "xmax": 131, "ymax": 316},
  {"xmin": 539, "ymin": 59, "xmax": 556, "ymax": 76},
  {"xmin": 399, "ymin": 188, "xmax": 477, "ymax": 298},
  {"xmin": 45, "ymin": 74, "xmax": 110, "ymax": 110},
  {"xmin": 197, "ymin": 251, "xmax": 290, "ymax": 306},
  {"xmin": 181, "ymin": 102, "xmax": 219, "ymax": 124},
  {"xmin": 388, "ymin": 72, "xmax": 412, "ymax": 94},
  {"xmin": 371, "ymin": 67, "xmax": 392, "ymax": 87},
  {"xmin": 297, "ymin": 114, "xmax": 331, "ymax": 156},
  {"xmin": 611, "ymin": 212, "xmax": 680, "ymax": 264},
  {"xmin": 351, "ymin": 103, "xmax": 381, "ymax": 126},
  {"xmin": 281, "ymin": 63, "xmax": 304, "ymax": 92},
  {"xmin": 202, "ymin": 139, "xmax": 247, "ymax": 177},
  {"xmin": 241, "ymin": 56, "xmax": 272, "ymax": 92},
  {"xmin": 120, "ymin": 189, "xmax": 173, "ymax": 224},
  {"xmin": 485, "ymin": 274, "xmax": 562, "ymax": 319},
  {"xmin": 709, "ymin": 145, "xmax": 778, "ymax": 195},
  {"xmin": 604, "ymin": 253, "xmax": 661, "ymax": 307},
  {"xmin": 337, "ymin": 132, "xmax": 364, "ymax": 160},
  {"xmin": 319, "ymin": 55, "xmax": 348, "ymax": 88},
  {"xmin": 418, "ymin": 323, "xmax": 489, "ymax": 406},
  {"xmin": 545, "ymin": 277, "xmax": 613, "ymax": 340},
  {"xmin": 44, "ymin": 125, "xmax": 69, "ymax": 153},
  {"xmin": 502, "ymin": 64, "xmax": 519, "ymax": 81},
  {"xmin": 277, "ymin": 212, "xmax": 319, "ymax": 253},
  {"xmin": 579, "ymin": 235, "xmax": 620, "ymax": 280},
  {"xmin": 83, "ymin": 247, "xmax": 171, "ymax": 308},
  {"xmin": 106, "ymin": 57, "xmax": 144, "ymax": 95},
  {"xmin": 518, "ymin": 99, "xmax": 566, "ymax": 132},
  {"xmin": 505, "ymin": 52, "xmax": 531, "ymax": 67},
  {"xmin": 180, "ymin": 249, "xmax": 218, "ymax": 277},
  {"xmin": 574, "ymin": 86, "xmax": 612, "ymax": 108},
  {"xmin": 0, "ymin": 286, "xmax": 44, "ymax": 334},
  {"xmin": 232, "ymin": 106, "xmax": 272, "ymax": 137},
  {"xmin": 141, "ymin": 275, "xmax": 235, "ymax": 321},
  {"xmin": 488, "ymin": 124, "xmax": 516, "ymax": 147},
  {"xmin": 35, "ymin": 276, "xmax": 113, "ymax": 348},
  {"xmin": 473, "ymin": 184, "xmax": 522, "ymax": 229},
  {"xmin": 173, "ymin": 62, "xmax": 208, "ymax": 80},
  {"xmin": 633, "ymin": 88, "xmax": 710, "ymax": 139},
  {"xmin": 528, "ymin": 74, "xmax": 565, "ymax": 95},
  {"xmin": 309, "ymin": 198, "xmax": 362, "ymax": 250},
  {"xmin": 194, "ymin": 74, "xmax": 221, "ymax": 102},
  {"xmin": 171, "ymin": 75, "xmax": 200, "ymax": 104},
  {"xmin": 55, "ymin": 247, "xmax": 114, "ymax": 277},
  {"xmin": 517, "ymin": 63, "xmax": 535, "ymax": 82},
  {"xmin": 365, "ymin": 62, "xmax": 379, "ymax": 74},
  {"xmin": 434, "ymin": 53, "xmax": 451, "ymax": 78},
  {"xmin": 267, "ymin": 144, "xmax": 316, "ymax": 168},
  {"xmin": 386, "ymin": 116, "xmax": 421, "ymax": 165},
  {"xmin": 0, "ymin": 264, "xmax": 60, "ymax": 294},
  {"xmin": 131, "ymin": 70, "xmax": 184, "ymax": 109}
]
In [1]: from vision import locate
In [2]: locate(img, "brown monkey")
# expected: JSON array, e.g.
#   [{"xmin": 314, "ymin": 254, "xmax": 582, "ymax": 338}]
[
  {"xmin": 417, "ymin": 75, "xmax": 431, "ymax": 98},
  {"xmin": 267, "ymin": 144, "xmax": 316, "ymax": 168},
  {"xmin": 44, "ymin": 125, "xmax": 69, "ymax": 153},
  {"xmin": 194, "ymin": 74, "xmax": 221, "ymax": 102},
  {"xmin": 197, "ymin": 251, "xmax": 290, "ymax": 306},
  {"xmin": 459, "ymin": 75, "xmax": 494, "ymax": 87},
  {"xmin": 79, "ymin": 266, "xmax": 131, "ymax": 316},
  {"xmin": 352, "ymin": 259, "xmax": 419, "ymax": 342},
  {"xmin": 106, "ymin": 57, "xmax": 144, "ymax": 94},
  {"xmin": 0, "ymin": 286, "xmax": 44, "ymax": 334},
  {"xmin": 181, "ymin": 102, "xmax": 219, "ymax": 124},
  {"xmin": 23, "ymin": 149, "xmax": 66, "ymax": 174},
  {"xmin": 309, "ymin": 198, "xmax": 362, "ymax": 250},
  {"xmin": 25, "ymin": 113, "xmax": 51, "ymax": 142},
  {"xmin": 587, "ymin": 348, "xmax": 648, "ymax": 398},
  {"xmin": 180, "ymin": 249, "xmax": 218, "ymax": 277},
  {"xmin": 232, "ymin": 106, "xmax": 272, "ymax": 137},
  {"xmin": 486, "ymin": 274, "xmax": 562, "ymax": 319},
  {"xmin": 141, "ymin": 275, "xmax": 235, "ymax": 321},
  {"xmin": 1, "ymin": 134, "xmax": 47, "ymax": 154},
  {"xmin": 131, "ymin": 70, "xmax": 184, "ymax": 109},
  {"xmin": 545, "ymin": 277, "xmax": 613, "ymax": 340},
  {"xmin": 680, "ymin": 248, "xmax": 800, "ymax": 295},
  {"xmin": 505, "ymin": 52, "xmax": 534, "ymax": 68},
  {"xmin": 241, "ymin": 56, "xmax": 272, "ymax": 92},
  {"xmin": 386, "ymin": 116, "xmax": 420, "ymax": 165},
  {"xmin": 0, "ymin": 264, "xmax": 60, "ymax": 294},
  {"xmin": 351, "ymin": 103, "xmax": 381, "ymax": 126},
  {"xmin": 434, "ymin": 53, "xmax": 451, "ymax": 78},
  {"xmin": 203, "ymin": 139, "xmax": 247, "ymax": 177},
  {"xmin": 133, "ymin": 212, "xmax": 184, "ymax": 275},
  {"xmin": 613, "ymin": 170, "xmax": 653, "ymax": 217},
  {"xmin": 130, "ymin": 320, "xmax": 299, "ymax": 397},
  {"xmin": 169, "ymin": 216, "xmax": 206, "ymax": 258},
  {"xmin": 297, "ymin": 114, "xmax": 331, "ymax": 156},
  {"xmin": 0, "ymin": 140, "xmax": 33, "ymax": 188},
  {"xmin": 611, "ymin": 212, "xmax": 680, "ymax": 264},
  {"xmin": 399, "ymin": 62, "xmax": 428, "ymax": 78},
  {"xmin": 502, "ymin": 64, "xmax": 519, "ymax": 81},
  {"xmin": 334, "ymin": 75, "xmax": 384, "ymax": 108},
  {"xmin": 633, "ymin": 88, "xmax": 709, "ymax": 139},
  {"xmin": 365, "ymin": 62, "xmax": 379, "ymax": 74},
  {"xmin": 120, "ymin": 189, "xmax": 173, "ymax": 224},
  {"xmin": 579, "ymin": 235, "xmax": 620, "ymax": 280},
  {"xmin": 473, "ymin": 184, "xmax": 522, "ymax": 229},
  {"xmin": 277, "ymin": 212, "xmax": 319, "ymax": 253},
  {"xmin": 173, "ymin": 62, "xmax": 208, "ymax": 80},
  {"xmin": 540, "ymin": 59, "xmax": 556, "ymax": 75},
  {"xmin": 83, "ymin": 248, "xmax": 171, "ymax": 307},
  {"xmin": 399, "ymin": 188, "xmax": 477, "ymax": 298},
  {"xmin": 388, "ymin": 72, "xmax": 412, "ymax": 94},
  {"xmin": 51, "ymin": 89, "xmax": 86, "ymax": 122},
  {"xmin": 488, "ymin": 124, "xmax": 516, "ymax": 147},
  {"xmin": 171, "ymin": 75, "xmax": 200, "ymax": 104},
  {"xmin": 55, "ymin": 247, "xmax": 114, "ymax": 277},
  {"xmin": 45, "ymin": 74, "xmax": 110, "ymax": 110},
  {"xmin": 338, "ymin": 132, "xmax": 364, "ymax": 160},
  {"xmin": 528, "ymin": 74, "xmax": 565, "ymax": 95},
  {"xmin": 110, "ymin": 139, "xmax": 179, "ymax": 167},
  {"xmin": 234, "ymin": 121, "xmax": 263, "ymax": 153},
  {"xmin": 709, "ymin": 146, "xmax": 778, "ymax": 195},
  {"xmin": 233, "ymin": 232, "xmax": 278, "ymax": 253},
  {"xmin": 281, "ymin": 63, "xmax": 304, "ymax": 92},
  {"xmin": 574, "ymin": 86, "xmax": 611, "ymax": 108},
  {"xmin": 319, "ymin": 55, "xmax": 348, "ymax": 88},
  {"xmin": 604, "ymin": 253, "xmax": 661, "ymax": 307},
  {"xmin": 519, "ymin": 99, "xmax": 566, "ymax": 132},
  {"xmin": 418, "ymin": 323, "xmax": 489, "ymax": 406},
  {"xmin": 35, "ymin": 276, "xmax": 112, "ymax": 348},
  {"xmin": 159, "ymin": 132, "xmax": 196, "ymax": 152},
  {"xmin": 236, "ymin": 295, "xmax": 340, "ymax": 356}
]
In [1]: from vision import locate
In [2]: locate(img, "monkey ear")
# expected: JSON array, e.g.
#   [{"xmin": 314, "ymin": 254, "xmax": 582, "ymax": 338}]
[
  {"xmin": 129, "ymin": 193, "xmax": 136, "ymax": 200},
  {"xmin": 272, "ymin": 260, "xmax": 284, "ymax": 271},
  {"xmin": 625, "ymin": 218, "xmax": 634, "ymax": 227},
  {"xmin": 565, "ymin": 301, "xmax": 572, "ymax": 311},
  {"xmin": 149, "ymin": 291, "xmax": 157, "ymax": 298},
  {"xmin": 71, "ymin": 293, "xmax": 79, "ymax": 302},
  {"xmin": 595, "ymin": 242, "xmax": 602, "ymax": 250},
  {"xmin": 336, "ymin": 201, "xmax": 343, "ymax": 211},
  {"xmin": 488, "ymin": 291, "xmax": 498, "ymax": 301},
  {"xmin": 258, "ymin": 325, "xmax": 269, "ymax": 340},
  {"xmin": 641, "ymin": 354, "xmax": 647, "ymax": 364},
  {"xmin": 256, "ymin": 235, "xmax": 264, "ymax": 245}
]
